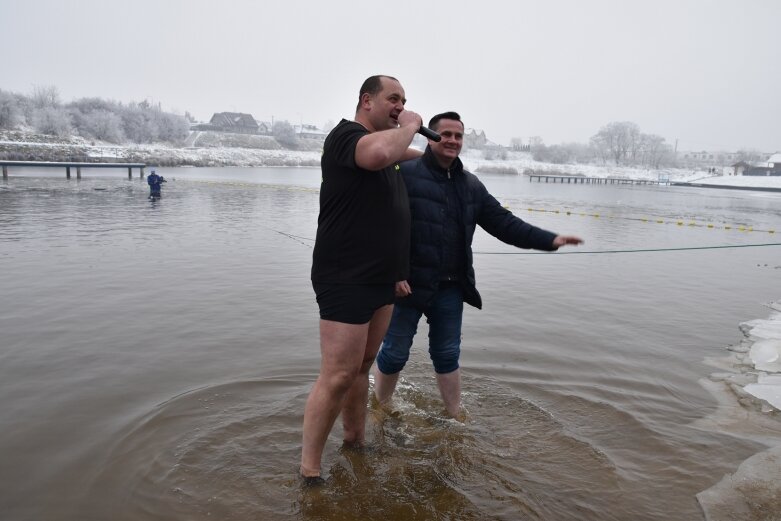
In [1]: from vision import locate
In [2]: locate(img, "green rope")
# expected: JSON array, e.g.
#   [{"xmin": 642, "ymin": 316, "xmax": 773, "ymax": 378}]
[{"xmin": 475, "ymin": 243, "xmax": 781, "ymax": 255}]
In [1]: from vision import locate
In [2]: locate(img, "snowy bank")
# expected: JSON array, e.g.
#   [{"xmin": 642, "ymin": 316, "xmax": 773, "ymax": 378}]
[
  {"xmin": 674, "ymin": 174, "xmax": 781, "ymax": 191},
  {"xmin": 3, "ymin": 129, "xmax": 781, "ymax": 189}
]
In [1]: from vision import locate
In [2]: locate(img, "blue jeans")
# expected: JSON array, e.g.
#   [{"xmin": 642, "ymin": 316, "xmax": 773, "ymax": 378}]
[{"xmin": 376, "ymin": 283, "xmax": 464, "ymax": 375}]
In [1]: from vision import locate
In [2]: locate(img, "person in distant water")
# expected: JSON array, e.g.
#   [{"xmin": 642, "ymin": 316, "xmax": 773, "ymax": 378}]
[
  {"xmin": 301, "ymin": 75, "xmax": 423, "ymax": 485},
  {"xmin": 373, "ymin": 111, "xmax": 584, "ymax": 419},
  {"xmin": 147, "ymin": 169, "xmax": 166, "ymax": 198}
]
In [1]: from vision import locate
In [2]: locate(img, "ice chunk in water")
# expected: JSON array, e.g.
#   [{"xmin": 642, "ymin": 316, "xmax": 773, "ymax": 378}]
[
  {"xmin": 748, "ymin": 339, "xmax": 780, "ymax": 367},
  {"xmin": 744, "ymin": 374, "xmax": 781, "ymax": 411},
  {"xmin": 697, "ymin": 445, "xmax": 781, "ymax": 520}
]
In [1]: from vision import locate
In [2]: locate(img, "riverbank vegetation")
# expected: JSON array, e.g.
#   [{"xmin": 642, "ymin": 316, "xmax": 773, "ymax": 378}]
[{"xmin": 0, "ymin": 84, "xmax": 766, "ymax": 175}]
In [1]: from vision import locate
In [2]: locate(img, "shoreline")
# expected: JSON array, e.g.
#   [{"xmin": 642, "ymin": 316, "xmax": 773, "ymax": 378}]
[{"xmin": 2, "ymin": 130, "xmax": 780, "ymax": 191}]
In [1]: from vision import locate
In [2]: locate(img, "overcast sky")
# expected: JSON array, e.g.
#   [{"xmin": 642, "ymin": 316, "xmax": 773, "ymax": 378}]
[{"xmin": 1, "ymin": 0, "xmax": 779, "ymax": 151}]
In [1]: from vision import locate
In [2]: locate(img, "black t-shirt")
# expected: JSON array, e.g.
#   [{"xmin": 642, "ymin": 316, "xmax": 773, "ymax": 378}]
[{"xmin": 311, "ymin": 119, "xmax": 410, "ymax": 284}]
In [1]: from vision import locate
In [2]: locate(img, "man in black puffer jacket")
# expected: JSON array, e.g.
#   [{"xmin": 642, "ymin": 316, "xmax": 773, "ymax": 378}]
[{"xmin": 373, "ymin": 111, "xmax": 583, "ymax": 418}]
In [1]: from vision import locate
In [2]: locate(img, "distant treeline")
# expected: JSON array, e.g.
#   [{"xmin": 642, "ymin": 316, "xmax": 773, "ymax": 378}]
[
  {"xmin": 519, "ymin": 122, "xmax": 675, "ymax": 169},
  {"xmin": 513, "ymin": 122, "xmax": 763, "ymax": 169},
  {"xmin": 0, "ymin": 85, "xmax": 189, "ymax": 145}
]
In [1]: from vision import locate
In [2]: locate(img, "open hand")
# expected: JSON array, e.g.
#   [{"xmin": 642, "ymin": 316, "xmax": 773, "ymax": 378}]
[
  {"xmin": 552, "ymin": 235, "xmax": 584, "ymax": 248},
  {"xmin": 395, "ymin": 280, "xmax": 412, "ymax": 297}
]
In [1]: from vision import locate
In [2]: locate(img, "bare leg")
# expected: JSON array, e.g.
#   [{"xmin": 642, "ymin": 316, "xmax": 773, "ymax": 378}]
[
  {"xmin": 372, "ymin": 367, "xmax": 400, "ymax": 406},
  {"xmin": 435, "ymin": 368, "xmax": 462, "ymax": 418},
  {"xmin": 300, "ymin": 319, "xmax": 369, "ymax": 477},
  {"xmin": 342, "ymin": 304, "xmax": 394, "ymax": 445}
]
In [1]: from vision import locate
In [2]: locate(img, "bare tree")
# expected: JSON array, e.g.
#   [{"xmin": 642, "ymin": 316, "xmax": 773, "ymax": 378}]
[
  {"xmin": 273, "ymin": 120, "xmax": 298, "ymax": 149},
  {"xmin": 639, "ymin": 134, "xmax": 671, "ymax": 169},
  {"xmin": 590, "ymin": 121, "xmax": 641, "ymax": 165},
  {"xmin": 510, "ymin": 137, "xmax": 525, "ymax": 151},
  {"xmin": 736, "ymin": 149, "xmax": 763, "ymax": 162},
  {"xmin": 31, "ymin": 85, "xmax": 61, "ymax": 109}
]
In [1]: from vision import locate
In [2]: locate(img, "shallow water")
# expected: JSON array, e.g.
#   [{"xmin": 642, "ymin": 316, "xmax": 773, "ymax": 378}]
[{"xmin": 1, "ymin": 168, "xmax": 781, "ymax": 520}]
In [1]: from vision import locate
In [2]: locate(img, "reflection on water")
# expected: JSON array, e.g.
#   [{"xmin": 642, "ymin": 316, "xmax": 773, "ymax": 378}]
[{"xmin": 1, "ymin": 169, "xmax": 781, "ymax": 520}]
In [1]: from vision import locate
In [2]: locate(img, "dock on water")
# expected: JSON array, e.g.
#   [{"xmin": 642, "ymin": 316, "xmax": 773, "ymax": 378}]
[
  {"xmin": 1, "ymin": 161, "xmax": 147, "ymax": 180},
  {"xmin": 528, "ymin": 174, "xmax": 668, "ymax": 186}
]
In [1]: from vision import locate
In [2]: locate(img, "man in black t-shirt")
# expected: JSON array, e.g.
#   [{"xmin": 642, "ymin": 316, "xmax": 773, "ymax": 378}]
[{"xmin": 301, "ymin": 75, "xmax": 424, "ymax": 483}]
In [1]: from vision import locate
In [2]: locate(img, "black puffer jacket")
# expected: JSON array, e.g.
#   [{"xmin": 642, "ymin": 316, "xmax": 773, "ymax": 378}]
[{"xmin": 398, "ymin": 147, "xmax": 558, "ymax": 310}]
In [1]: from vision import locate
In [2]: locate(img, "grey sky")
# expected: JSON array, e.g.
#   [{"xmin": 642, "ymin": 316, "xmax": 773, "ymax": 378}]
[{"xmin": 1, "ymin": 0, "xmax": 779, "ymax": 151}]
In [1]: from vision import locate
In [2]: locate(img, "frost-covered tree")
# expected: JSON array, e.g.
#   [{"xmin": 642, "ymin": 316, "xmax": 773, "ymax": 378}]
[
  {"xmin": 155, "ymin": 111, "xmax": 189, "ymax": 143},
  {"xmin": 32, "ymin": 106, "xmax": 72, "ymax": 137},
  {"xmin": 0, "ymin": 90, "xmax": 23, "ymax": 129},
  {"xmin": 532, "ymin": 144, "xmax": 571, "ymax": 164},
  {"xmin": 273, "ymin": 120, "xmax": 298, "ymax": 148},
  {"xmin": 120, "ymin": 104, "xmax": 155, "ymax": 142},
  {"xmin": 79, "ymin": 110, "xmax": 125, "ymax": 143},
  {"xmin": 638, "ymin": 134, "xmax": 672, "ymax": 169},
  {"xmin": 590, "ymin": 121, "xmax": 641, "ymax": 165}
]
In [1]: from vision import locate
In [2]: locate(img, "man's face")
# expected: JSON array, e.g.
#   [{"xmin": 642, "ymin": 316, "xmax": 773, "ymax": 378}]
[
  {"xmin": 430, "ymin": 119, "xmax": 464, "ymax": 166},
  {"xmin": 368, "ymin": 77, "xmax": 406, "ymax": 131}
]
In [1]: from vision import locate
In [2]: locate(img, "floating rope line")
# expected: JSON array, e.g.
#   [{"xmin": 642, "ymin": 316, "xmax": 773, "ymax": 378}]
[
  {"xmin": 515, "ymin": 207, "xmax": 777, "ymax": 234},
  {"xmin": 267, "ymin": 228, "xmax": 314, "ymax": 248},
  {"xmin": 475, "ymin": 243, "xmax": 781, "ymax": 255}
]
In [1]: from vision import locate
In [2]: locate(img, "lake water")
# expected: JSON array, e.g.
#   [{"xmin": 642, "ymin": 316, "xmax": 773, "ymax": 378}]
[{"xmin": 2, "ymin": 166, "xmax": 781, "ymax": 520}]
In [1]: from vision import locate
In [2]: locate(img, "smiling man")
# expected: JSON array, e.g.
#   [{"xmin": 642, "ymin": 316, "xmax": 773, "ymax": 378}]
[
  {"xmin": 372, "ymin": 111, "xmax": 583, "ymax": 419},
  {"xmin": 301, "ymin": 75, "xmax": 423, "ymax": 484}
]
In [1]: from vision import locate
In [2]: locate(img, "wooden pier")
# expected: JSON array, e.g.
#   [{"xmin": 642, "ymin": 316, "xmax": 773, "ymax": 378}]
[
  {"xmin": 1, "ymin": 161, "xmax": 147, "ymax": 180},
  {"xmin": 528, "ymin": 175, "xmax": 667, "ymax": 186}
]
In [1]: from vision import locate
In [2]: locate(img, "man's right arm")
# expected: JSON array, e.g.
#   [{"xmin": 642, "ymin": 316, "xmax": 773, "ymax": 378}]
[{"xmin": 355, "ymin": 111, "xmax": 421, "ymax": 171}]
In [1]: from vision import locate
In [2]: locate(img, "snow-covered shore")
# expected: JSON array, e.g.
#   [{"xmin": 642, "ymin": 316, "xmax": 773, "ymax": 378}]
[
  {"xmin": 675, "ymin": 175, "xmax": 781, "ymax": 190},
  {"xmin": 3, "ymin": 130, "xmax": 780, "ymax": 190},
  {"xmin": 458, "ymin": 148, "xmax": 781, "ymax": 190}
]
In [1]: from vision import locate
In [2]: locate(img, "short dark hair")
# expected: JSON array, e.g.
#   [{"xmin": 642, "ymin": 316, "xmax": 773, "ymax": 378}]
[
  {"xmin": 428, "ymin": 111, "xmax": 463, "ymax": 131},
  {"xmin": 356, "ymin": 75, "xmax": 398, "ymax": 111}
]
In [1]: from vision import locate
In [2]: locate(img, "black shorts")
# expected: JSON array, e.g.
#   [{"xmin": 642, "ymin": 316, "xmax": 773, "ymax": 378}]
[{"xmin": 312, "ymin": 282, "xmax": 395, "ymax": 325}]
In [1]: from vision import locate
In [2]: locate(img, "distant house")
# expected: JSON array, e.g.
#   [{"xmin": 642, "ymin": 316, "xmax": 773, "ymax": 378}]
[
  {"xmin": 731, "ymin": 161, "xmax": 751, "ymax": 176},
  {"xmin": 293, "ymin": 124, "xmax": 327, "ymax": 141},
  {"xmin": 744, "ymin": 153, "xmax": 781, "ymax": 176},
  {"xmin": 680, "ymin": 150, "xmax": 738, "ymax": 166},
  {"xmin": 205, "ymin": 112, "xmax": 260, "ymax": 134},
  {"xmin": 768, "ymin": 153, "xmax": 781, "ymax": 169},
  {"xmin": 464, "ymin": 128, "xmax": 487, "ymax": 148},
  {"xmin": 256, "ymin": 121, "xmax": 272, "ymax": 135}
]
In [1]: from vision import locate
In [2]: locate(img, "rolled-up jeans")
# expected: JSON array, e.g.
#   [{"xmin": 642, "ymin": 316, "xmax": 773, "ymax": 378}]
[{"xmin": 376, "ymin": 282, "xmax": 464, "ymax": 375}]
